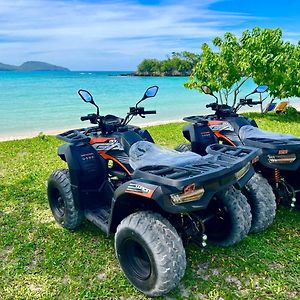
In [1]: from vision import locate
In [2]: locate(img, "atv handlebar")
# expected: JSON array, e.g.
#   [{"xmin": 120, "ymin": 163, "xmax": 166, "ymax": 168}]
[
  {"xmin": 206, "ymin": 103, "xmax": 215, "ymax": 109},
  {"xmin": 80, "ymin": 113, "xmax": 99, "ymax": 124},
  {"xmin": 239, "ymin": 99, "xmax": 262, "ymax": 105},
  {"xmin": 143, "ymin": 110, "xmax": 156, "ymax": 114},
  {"xmin": 80, "ymin": 115, "xmax": 91, "ymax": 121}
]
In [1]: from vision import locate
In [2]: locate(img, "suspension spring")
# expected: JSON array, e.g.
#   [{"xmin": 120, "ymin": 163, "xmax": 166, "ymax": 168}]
[{"xmin": 273, "ymin": 169, "xmax": 281, "ymax": 184}]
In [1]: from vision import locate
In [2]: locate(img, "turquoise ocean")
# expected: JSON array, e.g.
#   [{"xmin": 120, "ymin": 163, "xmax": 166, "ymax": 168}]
[{"xmin": 0, "ymin": 71, "xmax": 279, "ymax": 139}]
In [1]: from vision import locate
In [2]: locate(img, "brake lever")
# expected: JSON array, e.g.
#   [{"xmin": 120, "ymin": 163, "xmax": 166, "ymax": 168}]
[{"xmin": 139, "ymin": 114, "xmax": 145, "ymax": 118}]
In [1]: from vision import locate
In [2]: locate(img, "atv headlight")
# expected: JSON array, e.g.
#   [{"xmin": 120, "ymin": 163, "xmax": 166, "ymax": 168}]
[
  {"xmin": 235, "ymin": 163, "xmax": 251, "ymax": 180},
  {"xmin": 170, "ymin": 186, "xmax": 205, "ymax": 205},
  {"xmin": 268, "ymin": 154, "xmax": 296, "ymax": 164}
]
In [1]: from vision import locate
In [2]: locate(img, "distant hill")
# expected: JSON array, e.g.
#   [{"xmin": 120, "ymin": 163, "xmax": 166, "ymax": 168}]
[{"xmin": 0, "ymin": 61, "xmax": 70, "ymax": 71}]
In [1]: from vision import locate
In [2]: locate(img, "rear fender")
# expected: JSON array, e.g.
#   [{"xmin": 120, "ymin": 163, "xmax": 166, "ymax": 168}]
[
  {"xmin": 108, "ymin": 178, "xmax": 222, "ymax": 233},
  {"xmin": 234, "ymin": 165, "xmax": 255, "ymax": 189}
]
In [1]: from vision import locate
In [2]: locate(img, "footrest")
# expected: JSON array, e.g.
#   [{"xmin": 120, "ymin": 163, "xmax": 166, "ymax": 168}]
[{"xmin": 85, "ymin": 206, "xmax": 111, "ymax": 234}]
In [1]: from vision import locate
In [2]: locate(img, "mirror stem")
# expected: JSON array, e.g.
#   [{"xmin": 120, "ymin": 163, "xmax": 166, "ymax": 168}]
[
  {"xmin": 212, "ymin": 94, "xmax": 218, "ymax": 103},
  {"xmin": 135, "ymin": 97, "xmax": 145, "ymax": 109},
  {"xmin": 94, "ymin": 103, "xmax": 99, "ymax": 116},
  {"xmin": 244, "ymin": 92, "xmax": 254, "ymax": 99}
]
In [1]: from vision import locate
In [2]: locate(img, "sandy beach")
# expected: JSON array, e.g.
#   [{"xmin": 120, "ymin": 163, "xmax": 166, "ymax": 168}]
[{"xmin": 0, "ymin": 119, "xmax": 183, "ymax": 142}]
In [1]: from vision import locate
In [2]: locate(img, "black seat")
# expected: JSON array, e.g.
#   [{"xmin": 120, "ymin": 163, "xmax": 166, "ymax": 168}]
[
  {"xmin": 239, "ymin": 125, "xmax": 300, "ymax": 144},
  {"xmin": 129, "ymin": 141, "xmax": 207, "ymax": 170}
]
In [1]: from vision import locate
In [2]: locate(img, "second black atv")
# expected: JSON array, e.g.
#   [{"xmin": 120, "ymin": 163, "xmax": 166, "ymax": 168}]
[
  {"xmin": 47, "ymin": 86, "xmax": 259, "ymax": 297},
  {"xmin": 196, "ymin": 84, "xmax": 300, "ymax": 210}
]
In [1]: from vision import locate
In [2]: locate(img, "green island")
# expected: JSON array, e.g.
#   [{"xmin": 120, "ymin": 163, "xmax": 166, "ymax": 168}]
[
  {"xmin": 1, "ymin": 112, "xmax": 299, "ymax": 299},
  {"xmin": 133, "ymin": 51, "xmax": 200, "ymax": 76}
]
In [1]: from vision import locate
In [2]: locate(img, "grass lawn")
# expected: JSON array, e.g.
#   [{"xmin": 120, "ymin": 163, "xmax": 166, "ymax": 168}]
[{"xmin": 0, "ymin": 113, "xmax": 299, "ymax": 299}]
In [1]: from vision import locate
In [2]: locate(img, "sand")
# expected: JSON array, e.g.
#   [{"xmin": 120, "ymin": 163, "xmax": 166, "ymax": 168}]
[
  {"xmin": 1, "ymin": 101, "xmax": 299, "ymax": 142},
  {"xmin": 0, "ymin": 119, "xmax": 183, "ymax": 142}
]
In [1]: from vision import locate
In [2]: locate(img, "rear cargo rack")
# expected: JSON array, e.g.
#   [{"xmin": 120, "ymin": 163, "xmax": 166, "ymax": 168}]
[
  {"xmin": 243, "ymin": 137, "xmax": 300, "ymax": 150},
  {"xmin": 133, "ymin": 144, "xmax": 259, "ymax": 188},
  {"xmin": 207, "ymin": 143, "xmax": 259, "ymax": 159}
]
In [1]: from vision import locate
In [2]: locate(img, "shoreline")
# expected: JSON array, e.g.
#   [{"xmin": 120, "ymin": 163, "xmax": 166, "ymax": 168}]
[
  {"xmin": 0, "ymin": 119, "xmax": 183, "ymax": 142},
  {"xmin": 1, "ymin": 101, "xmax": 300, "ymax": 142}
]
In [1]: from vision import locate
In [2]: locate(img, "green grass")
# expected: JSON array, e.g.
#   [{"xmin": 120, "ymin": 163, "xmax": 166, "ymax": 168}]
[{"xmin": 0, "ymin": 113, "xmax": 300, "ymax": 299}]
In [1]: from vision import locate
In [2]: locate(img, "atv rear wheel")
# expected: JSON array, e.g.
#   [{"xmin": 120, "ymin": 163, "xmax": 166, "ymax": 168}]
[
  {"xmin": 115, "ymin": 211, "xmax": 186, "ymax": 297},
  {"xmin": 203, "ymin": 187, "xmax": 252, "ymax": 247},
  {"xmin": 175, "ymin": 143, "xmax": 192, "ymax": 152},
  {"xmin": 47, "ymin": 169, "xmax": 83, "ymax": 229},
  {"xmin": 244, "ymin": 173, "xmax": 276, "ymax": 233}
]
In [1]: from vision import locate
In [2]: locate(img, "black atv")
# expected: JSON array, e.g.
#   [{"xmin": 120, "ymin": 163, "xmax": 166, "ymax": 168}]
[
  {"xmin": 47, "ymin": 86, "xmax": 260, "ymax": 296},
  {"xmin": 198, "ymin": 84, "xmax": 300, "ymax": 210},
  {"xmin": 178, "ymin": 83, "xmax": 299, "ymax": 216}
]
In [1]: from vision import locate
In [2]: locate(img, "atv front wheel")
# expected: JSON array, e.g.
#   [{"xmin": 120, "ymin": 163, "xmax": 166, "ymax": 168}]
[
  {"xmin": 204, "ymin": 187, "xmax": 252, "ymax": 247},
  {"xmin": 47, "ymin": 169, "xmax": 83, "ymax": 229},
  {"xmin": 244, "ymin": 173, "xmax": 276, "ymax": 233},
  {"xmin": 115, "ymin": 211, "xmax": 186, "ymax": 297}
]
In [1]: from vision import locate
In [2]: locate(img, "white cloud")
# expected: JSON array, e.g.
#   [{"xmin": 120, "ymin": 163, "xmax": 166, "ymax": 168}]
[{"xmin": 0, "ymin": 0, "xmax": 262, "ymax": 69}]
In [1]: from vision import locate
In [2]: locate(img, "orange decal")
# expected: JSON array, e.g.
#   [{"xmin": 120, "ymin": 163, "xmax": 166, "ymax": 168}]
[
  {"xmin": 214, "ymin": 131, "xmax": 236, "ymax": 146},
  {"xmin": 184, "ymin": 183, "xmax": 196, "ymax": 194},
  {"xmin": 100, "ymin": 152, "xmax": 133, "ymax": 175},
  {"xmin": 208, "ymin": 120, "xmax": 224, "ymax": 125},
  {"xmin": 278, "ymin": 149, "xmax": 288, "ymax": 155},
  {"xmin": 90, "ymin": 137, "xmax": 114, "ymax": 144}
]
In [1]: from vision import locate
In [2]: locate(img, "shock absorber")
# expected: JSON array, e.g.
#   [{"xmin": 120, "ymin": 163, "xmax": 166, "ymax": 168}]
[
  {"xmin": 273, "ymin": 169, "xmax": 296, "ymax": 207},
  {"xmin": 273, "ymin": 169, "xmax": 281, "ymax": 187}
]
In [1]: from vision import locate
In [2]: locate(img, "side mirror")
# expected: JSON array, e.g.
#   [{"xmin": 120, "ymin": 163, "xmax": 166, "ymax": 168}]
[
  {"xmin": 245, "ymin": 85, "xmax": 269, "ymax": 99},
  {"xmin": 254, "ymin": 85, "xmax": 269, "ymax": 93},
  {"xmin": 201, "ymin": 85, "xmax": 213, "ymax": 95},
  {"xmin": 136, "ymin": 85, "xmax": 159, "ymax": 108},
  {"xmin": 78, "ymin": 89, "xmax": 94, "ymax": 103},
  {"xmin": 201, "ymin": 85, "xmax": 219, "ymax": 103},
  {"xmin": 78, "ymin": 89, "xmax": 99, "ymax": 115},
  {"xmin": 142, "ymin": 86, "xmax": 159, "ymax": 100}
]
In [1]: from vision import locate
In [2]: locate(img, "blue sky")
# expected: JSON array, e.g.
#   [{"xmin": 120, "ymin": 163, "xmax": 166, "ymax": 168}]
[{"xmin": 0, "ymin": 0, "xmax": 299, "ymax": 70}]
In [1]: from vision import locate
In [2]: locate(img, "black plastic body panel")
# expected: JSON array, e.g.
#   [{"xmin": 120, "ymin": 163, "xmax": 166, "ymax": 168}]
[
  {"xmin": 58, "ymin": 142, "xmax": 110, "ymax": 209},
  {"xmin": 113, "ymin": 177, "xmax": 222, "ymax": 214},
  {"xmin": 183, "ymin": 123, "xmax": 218, "ymax": 155}
]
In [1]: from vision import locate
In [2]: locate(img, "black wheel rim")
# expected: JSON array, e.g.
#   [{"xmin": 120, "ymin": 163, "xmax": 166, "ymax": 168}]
[
  {"xmin": 204, "ymin": 196, "xmax": 231, "ymax": 241},
  {"xmin": 122, "ymin": 238, "xmax": 152, "ymax": 281},
  {"xmin": 50, "ymin": 188, "xmax": 65, "ymax": 218}
]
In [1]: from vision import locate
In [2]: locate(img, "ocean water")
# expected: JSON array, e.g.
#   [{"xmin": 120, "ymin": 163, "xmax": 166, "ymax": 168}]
[{"xmin": 0, "ymin": 71, "xmax": 270, "ymax": 138}]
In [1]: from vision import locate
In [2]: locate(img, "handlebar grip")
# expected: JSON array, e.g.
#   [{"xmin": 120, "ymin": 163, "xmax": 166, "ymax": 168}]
[
  {"xmin": 81, "ymin": 116, "xmax": 90, "ymax": 121},
  {"xmin": 144, "ymin": 110, "xmax": 156, "ymax": 114}
]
